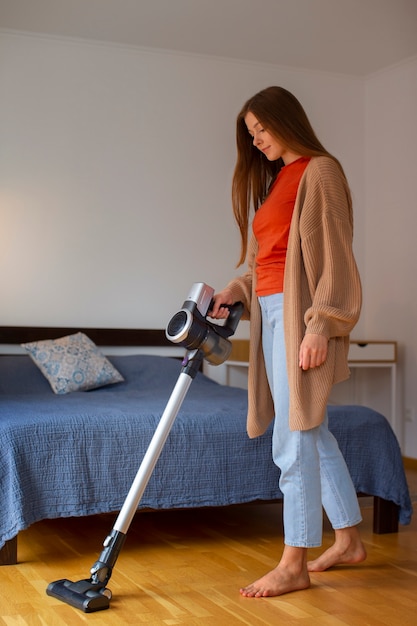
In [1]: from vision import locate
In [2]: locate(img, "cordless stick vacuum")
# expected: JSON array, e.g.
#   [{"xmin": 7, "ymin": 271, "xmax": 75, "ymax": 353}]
[{"xmin": 46, "ymin": 283, "xmax": 243, "ymax": 613}]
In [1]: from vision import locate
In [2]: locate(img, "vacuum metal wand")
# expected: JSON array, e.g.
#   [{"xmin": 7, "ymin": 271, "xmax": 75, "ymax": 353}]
[
  {"xmin": 115, "ymin": 370, "xmax": 193, "ymax": 533},
  {"xmin": 46, "ymin": 350, "xmax": 203, "ymax": 612}
]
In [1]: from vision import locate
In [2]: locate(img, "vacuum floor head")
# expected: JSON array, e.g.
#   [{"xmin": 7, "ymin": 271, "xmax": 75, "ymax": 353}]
[{"xmin": 46, "ymin": 578, "xmax": 111, "ymax": 613}]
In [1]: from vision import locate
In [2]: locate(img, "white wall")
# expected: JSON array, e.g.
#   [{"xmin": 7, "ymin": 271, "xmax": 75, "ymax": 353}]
[
  {"xmin": 364, "ymin": 56, "xmax": 417, "ymax": 458},
  {"xmin": 5, "ymin": 33, "xmax": 417, "ymax": 456},
  {"xmin": 0, "ymin": 31, "xmax": 365, "ymax": 335}
]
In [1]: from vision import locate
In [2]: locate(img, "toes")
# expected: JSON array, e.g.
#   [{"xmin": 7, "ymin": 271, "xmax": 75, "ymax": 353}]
[{"xmin": 240, "ymin": 585, "xmax": 263, "ymax": 598}]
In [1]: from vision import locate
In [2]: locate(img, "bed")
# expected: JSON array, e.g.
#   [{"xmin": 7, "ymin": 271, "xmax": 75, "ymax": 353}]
[{"xmin": 0, "ymin": 326, "xmax": 413, "ymax": 566}]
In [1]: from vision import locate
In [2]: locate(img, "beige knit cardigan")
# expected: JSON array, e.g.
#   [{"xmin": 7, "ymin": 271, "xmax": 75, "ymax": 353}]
[{"xmin": 226, "ymin": 156, "xmax": 362, "ymax": 438}]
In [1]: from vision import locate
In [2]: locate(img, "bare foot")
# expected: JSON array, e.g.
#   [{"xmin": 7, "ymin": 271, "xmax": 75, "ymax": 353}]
[
  {"xmin": 240, "ymin": 547, "xmax": 310, "ymax": 598},
  {"xmin": 240, "ymin": 564, "xmax": 310, "ymax": 598},
  {"xmin": 307, "ymin": 527, "xmax": 367, "ymax": 572}
]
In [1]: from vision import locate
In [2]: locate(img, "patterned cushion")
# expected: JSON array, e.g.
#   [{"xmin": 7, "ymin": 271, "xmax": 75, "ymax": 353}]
[{"xmin": 21, "ymin": 332, "xmax": 124, "ymax": 394}]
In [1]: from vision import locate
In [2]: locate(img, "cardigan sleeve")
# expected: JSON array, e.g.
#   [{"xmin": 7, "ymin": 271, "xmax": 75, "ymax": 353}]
[
  {"xmin": 299, "ymin": 159, "xmax": 362, "ymax": 339},
  {"xmin": 283, "ymin": 157, "xmax": 362, "ymax": 430}
]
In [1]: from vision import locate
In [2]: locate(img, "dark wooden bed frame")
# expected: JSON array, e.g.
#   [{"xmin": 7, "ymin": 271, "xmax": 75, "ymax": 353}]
[
  {"xmin": 0, "ymin": 326, "xmax": 400, "ymax": 566},
  {"xmin": 0, "ymin": 326, "xmax": 171, "ymax": 348}
]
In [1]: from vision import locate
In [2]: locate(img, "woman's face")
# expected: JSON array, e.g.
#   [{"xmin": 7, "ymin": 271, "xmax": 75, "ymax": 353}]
[{"xmin": 244, "ymin": 111, "xmax": 300, "ymax": 165}]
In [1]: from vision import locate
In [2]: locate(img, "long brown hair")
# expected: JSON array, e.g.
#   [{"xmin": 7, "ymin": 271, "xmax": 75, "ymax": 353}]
[{"xmin": 232, "ymin": 86, "xmax": 346, "ymax": 265}]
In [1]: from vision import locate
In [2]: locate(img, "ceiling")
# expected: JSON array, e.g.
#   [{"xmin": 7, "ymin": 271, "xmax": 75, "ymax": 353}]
[{"xmin": 1, "ymin": 0, "xmax": 417, "ymax": 77}]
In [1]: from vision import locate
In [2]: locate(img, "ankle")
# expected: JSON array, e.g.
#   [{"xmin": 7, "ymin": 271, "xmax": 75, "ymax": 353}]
[
  {"xmin": 280, "ymin": 546, "xmax": 308, "ymax": 572},
  {"xmin": 334, "ymin": 525, "xmax": 361, "ymax": 545}
]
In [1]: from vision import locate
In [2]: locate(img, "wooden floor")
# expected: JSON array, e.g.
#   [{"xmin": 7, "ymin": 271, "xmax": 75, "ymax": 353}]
[{"xmin": 0, "ymin": 469, "xmax": 416, "ymax": 625}]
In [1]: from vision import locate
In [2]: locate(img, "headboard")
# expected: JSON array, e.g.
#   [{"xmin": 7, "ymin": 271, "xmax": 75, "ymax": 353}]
[
  {"xmin": 0, "ymin": 326, "xmax": 207, "ymax": 371},
  {"xmin": 0, "ymin": 326, "xmax": 170, "ymax": 347},
  {"xmin": 0, "ymin": 327, "xmax": 244, "ymax": 370}
]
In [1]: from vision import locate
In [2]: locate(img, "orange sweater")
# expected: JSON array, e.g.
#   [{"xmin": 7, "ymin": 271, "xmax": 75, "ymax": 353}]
[{"xmin": 253, "ymin": 157, "xmax": 310, "ymax": 295}]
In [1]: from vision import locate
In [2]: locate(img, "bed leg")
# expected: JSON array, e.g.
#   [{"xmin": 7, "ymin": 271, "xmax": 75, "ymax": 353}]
[
  {"xmin": 0, "ymin": 536, "xmax": 17, "ymax": 565},
  {"xmin": 373, "ymin": 496, "xmax": 399, "ymax": 534}
]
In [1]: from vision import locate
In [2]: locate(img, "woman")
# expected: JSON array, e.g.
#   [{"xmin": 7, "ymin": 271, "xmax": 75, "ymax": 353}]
[{"xmin": 210, "ymin": 86, "xmax": 366, "ymax": 598}]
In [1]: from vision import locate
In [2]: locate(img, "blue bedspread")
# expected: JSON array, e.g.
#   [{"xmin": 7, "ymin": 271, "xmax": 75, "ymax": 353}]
[{"xmin": 0, "ymin": 354, "xmax": 412, "ymax": 548}]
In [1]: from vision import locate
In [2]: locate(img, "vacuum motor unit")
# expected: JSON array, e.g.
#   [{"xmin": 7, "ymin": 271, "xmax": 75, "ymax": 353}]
[{"xmin": 166, "ymin": 282, "xmax": 242, "ymax": 366}]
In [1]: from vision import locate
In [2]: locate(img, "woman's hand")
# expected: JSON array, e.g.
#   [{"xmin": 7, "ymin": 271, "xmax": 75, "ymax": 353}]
[
  {"xmin": 209, "ymin": 288, "xmax": 234, "ymax": 319},
  {"xmin": 299, "ymin": 334, "xmax": 328, "ymax": 370}
]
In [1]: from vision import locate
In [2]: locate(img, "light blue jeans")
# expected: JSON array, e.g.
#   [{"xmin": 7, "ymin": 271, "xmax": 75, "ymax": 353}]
[{"xmin": 259, "ymin": 293, "xmax": 362, "ymax": 548}]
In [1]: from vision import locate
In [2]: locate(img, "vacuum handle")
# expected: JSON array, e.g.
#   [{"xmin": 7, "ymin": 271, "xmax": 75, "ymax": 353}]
[{"xmin": 209, "ymin": 301, "xmax": 244, "ymax": 338}]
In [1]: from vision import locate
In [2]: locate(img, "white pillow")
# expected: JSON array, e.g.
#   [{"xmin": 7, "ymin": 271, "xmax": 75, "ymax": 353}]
[{"xmin": 21, "ymin": 332, "xmax": 124, "ymax": 394}]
